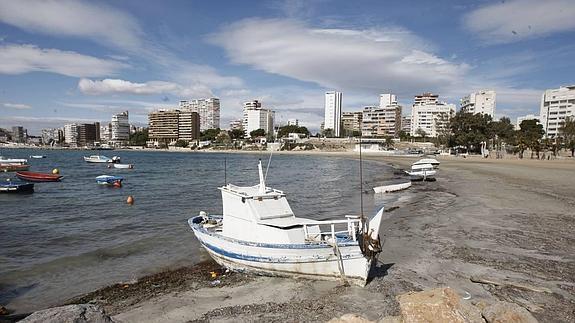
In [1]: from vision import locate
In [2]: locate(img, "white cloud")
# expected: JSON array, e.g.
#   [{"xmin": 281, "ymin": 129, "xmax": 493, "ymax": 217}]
[
  {"xmin": 0, "ymin": 0, "xmax": 142, "ymax": 51},
  {"xmin": 2, "ymin": 102, "xmax": 32, "ymax": 109},
  {"xmin": 0, "ymin": 44, "xmax": 126, "ymax": 77},
  {"xmin": 464, "ymin": 0, "xmax": 575, "ymax": 43},
  {"xmin": 209, "ymin": 19, "xmax": 468, "ymax": 97},
  {"xmin": 78, "ymin": 78, "xmax": 213, "ymax": 98}
]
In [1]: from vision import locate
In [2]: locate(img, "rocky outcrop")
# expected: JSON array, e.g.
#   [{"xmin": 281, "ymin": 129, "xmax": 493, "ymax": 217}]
[
  {"xmin": 19, "ymin": 304, "xmax": 114, "ymax": 323},
  {"xmin": 482, "ymin": 301, "xmax": 538, "ymax": 323}
]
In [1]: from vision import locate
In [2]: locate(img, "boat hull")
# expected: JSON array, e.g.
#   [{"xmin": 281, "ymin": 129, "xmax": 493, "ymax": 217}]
[
  {"xmin": 373, "ymin": 181, "xmax": 411, "ymax": 193},
  {"xmin": 189, "ymin": 217, "xmax": 372, "ymax": 286},
  {"xmin": 0, "ymin": 183, "xmax": 34, "ymax": 194},
  {"xmin": 0, "ymin": 164, "xmax": 30, "ymax": 172},
  {"xmin": 16, "ymin": 171, "xmax": 63, "ymax": 182}
]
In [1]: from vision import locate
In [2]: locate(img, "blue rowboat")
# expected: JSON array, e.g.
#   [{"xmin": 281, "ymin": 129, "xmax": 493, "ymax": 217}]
[{"xmin": 95, "ymin": 175, "xmax": 123, "ymax": 187}]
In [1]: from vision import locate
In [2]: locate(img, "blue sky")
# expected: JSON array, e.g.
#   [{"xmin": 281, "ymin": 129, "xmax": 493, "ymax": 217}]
[{"xmin": 1, "ymin": 0, "xmax": 574, "ymax": 134}]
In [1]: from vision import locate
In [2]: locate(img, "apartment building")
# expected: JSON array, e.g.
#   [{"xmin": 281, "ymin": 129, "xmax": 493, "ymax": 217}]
[
  {"xmin": 460, "ymin": 90, "xmax": 496, "ymax": 117},
  {"xmin": 179, "ymin": 98, "xmax": 220, "ymax": 131},
  {"xmin": 410, "ymin": 93, "xmax": 455, "ymax": 137},
  {"xmin": 342, "ymin": 111, "xmax": 362, "ymax": 135},
  {"xmin": 539, "ymin": 85, "xmax": 575, "ymax": 138},
  {"xmin": 324, "ymin": 91, "xmax": 342, "ymax": 137}
]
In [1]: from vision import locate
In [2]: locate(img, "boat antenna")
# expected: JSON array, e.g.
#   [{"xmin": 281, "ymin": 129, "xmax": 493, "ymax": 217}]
[{"xmin": 264, "ymin": 147, "xmax": 273, "ymax": 181}]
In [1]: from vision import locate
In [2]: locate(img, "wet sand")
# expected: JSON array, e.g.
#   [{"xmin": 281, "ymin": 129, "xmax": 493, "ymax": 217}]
[{"xmin": 63, "ymin": 156, "xmax": 574, "ymax": 322}]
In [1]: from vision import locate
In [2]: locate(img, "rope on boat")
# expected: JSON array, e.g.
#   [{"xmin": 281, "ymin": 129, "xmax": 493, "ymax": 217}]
[{"xmin": 332, "ymin": 242, "xmax": 347, "ymax": 284}]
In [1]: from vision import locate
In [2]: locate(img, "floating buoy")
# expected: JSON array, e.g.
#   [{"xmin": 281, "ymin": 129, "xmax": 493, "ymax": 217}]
[
  {"xmin": 52, "ymin": 168, "xmax": 59, "ymax": 174},
  {"xmin": 126, "ymin": 195, "xmax": 134, "ymax": 205}
]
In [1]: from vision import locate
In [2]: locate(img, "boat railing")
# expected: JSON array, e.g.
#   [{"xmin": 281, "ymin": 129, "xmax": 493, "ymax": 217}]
[{"xmin": 302, "ymin": 215, "xmax": 361, "ymax": 243}]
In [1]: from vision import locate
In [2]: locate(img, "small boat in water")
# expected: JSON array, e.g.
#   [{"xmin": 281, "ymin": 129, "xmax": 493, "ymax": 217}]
[
  {"xmin": 373, "ymin": 181, "xmax": 411, "ymax": 193},
  {"xmin": 412, "ymin": 158, "xmax": 440, "ymax": 168},
  {"xmin": 109, "ymin": 163, "xmax": 133, "ymax": 169},
  {"xmin": 188, "ymin": 161, "xmax": 385, "ymax": 286},
  {"xmin": 30, "ymin": 155, "xmax": 46, "ymax": 159},
  {"xmin": 406, "ymin": 163, "xmax": 436, "ymax": 181},
  {"xmin": 84, "ymin": 155, "xmax": 112, "ymax": 163},
  {"xmin": 16, "ymin": 171, "xmax": 63, "ymax": 182},
  {"xmin": 0, "ymin": 181, "xmax": 34, "ymax": 194},
  {"xmin": 96, "ymin": 175, "xmax": 123, "ymax": 187},
  {"xmin": 0, "ymin": 163, "xmax": 30, "ymax": 172},
  {"xmin": 0, "ymin": 157, "xmax": 28, "ymax": 164}
]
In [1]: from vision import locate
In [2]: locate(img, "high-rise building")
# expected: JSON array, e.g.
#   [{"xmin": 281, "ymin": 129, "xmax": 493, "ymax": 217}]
[
  {"xmin": 148, "ymin": 109, "xmax": 180, "ymax": 145},
  {"xmin": 11, "ymin": 126, "xmax": 25, "ymax": 143},
  {"xmin": 401, "ymin": 116, "xmax": 411, "ymax": 135},
  {"xmin": 111, "ymin": 111, "xmax": 130, "ymax": 145},
  {"xmin": 245, "ymin": 108, "xmax": 275, "ymax": 136},
  {"xmin": 539, "ymin": 85, "xmax": 575, "ymax": 138},
  {"xmin": 379, "ymin": 93, "xmax": 402, "ymax": 137},
  {"xmin": 342, "ymin": 112, "xmax": 363, "ymax": 135},
  {"xmin": 179, "ymin": 98, "xmax": 220, "ymax": 131},
  {"xmin": 287, "ymin": 119, "xmax": 299, "ymax": 126},
  {"xmin": 229, "ymin": 119, "xmax": 243, "ymax": 131},
  {"xmin": 460, "ymin": 90, "xmax": 496, "ymax": 117},
  {"xmin": 516, "ymin": 114, "xmax": 540, "ymax": 130},
  {"xmin": 41, "ymin": 128, "xmax": 63, "ymax": 145},
  {"xmin": 178, "ymin": 110, "xmax": 200, "ymax": 141},
  {"xmin": 100, "ymin": 123, "xmax": 111, "ymax": 142},
  {"xmin": 411, "ymin": 93, "xmax": 455, "ymax": 137},
  {"xmin": 379, "ymin": 93, "xmax": 397, "ymax": 108},
  {"xmin": 361, "ymin": 106, "xmax": 385, "ymax": 137},
  {"xmin": 324, "ymin": 91, "xmax": 342, "ymax": 137},
  {"xmin": 77, "ymin": 123, "xmax": 100, "ymax": 146},
  {"xmin": 242, "ymin": 100, "xmax": 262, "ymax": 133},
  {"xmin": 64, "ymin": 123, "xmax": 79, "ymax": 146}
]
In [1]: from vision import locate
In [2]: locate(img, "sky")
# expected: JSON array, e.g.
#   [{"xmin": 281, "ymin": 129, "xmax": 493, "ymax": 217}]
[{"xmin": 1, "ymin": 0, "xmax": 574, "ymax": 135}]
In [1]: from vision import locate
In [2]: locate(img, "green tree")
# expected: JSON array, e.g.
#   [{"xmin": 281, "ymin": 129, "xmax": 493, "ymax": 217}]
[
  {"xmin": 277, "ymin": 125, "xmax": 310, "ymax": 138},
  {"xmin": 415, "ymin": 128, "xmax": 427, "ymax": 142},
  {"xmin": 250, "ymin": 128, "xmax": 266, "ymax": 138},
  {"xmin": 449, "ymin": 111, "xmax": 491, "ymax": 152},
  {"xmin": 175, "ymin": 139, "xmax": 189, "ymax": 148},
  {"xmin": 435, "ymin": 112, "xmax": 452, "ymax": 147},
  {"xmin": 323, "ymin": 128, "xmax": 334, "ymax": 138},
  {"xmin": 516, "ymin": 119, "xmax": 544, "ymax": 159},
  {"xmin": 559, "ymin": 116, "xmax": 575, "ymax": 157},
  {"xmin": 229, "ymin": 128, "xmax": 245, "ymax": 140},
  {"xmin": 129, "ymin": 128, "xmax": 149, "ymax": 146},
  {"xmin": 200, "ymin": 128, "xmax": 221, "ymax": 141},
  {"xmin": 398, "ymin": 130, "xmax": 410, "ymax": 141}
]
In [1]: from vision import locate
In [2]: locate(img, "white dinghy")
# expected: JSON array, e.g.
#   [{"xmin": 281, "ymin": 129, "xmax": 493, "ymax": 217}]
[
  {"xmin": 373, "ymin": 181, "xmax": 412, "ymax": 194},
  {"xmin": 405, "ymin": 163, "xmax": 436, "ymax": 181},
  {"xmin": 412, "ymin": 158, "xmax": 440, "ymax": 168},
  {"xmin": 189, "ymin": 161, "xmax": 385, "ymax": 286}
]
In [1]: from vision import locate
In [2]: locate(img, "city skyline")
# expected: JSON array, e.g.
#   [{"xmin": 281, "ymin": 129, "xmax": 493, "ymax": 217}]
[{"xmin": 1, "ymin": 0, "xmax": 575, "ymax": 134}]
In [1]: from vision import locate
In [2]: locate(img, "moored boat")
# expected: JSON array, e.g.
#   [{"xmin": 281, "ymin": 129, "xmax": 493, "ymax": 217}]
[
  {"xmin": 30, "ymin": 155, "xmax": 46, "ymax": 159},
  {"xmin": 0, "ymin": 163, "xmax": 30, "ymax": 172},
  {"xmin": 16, "ymin": 171, "xmax": 63, "ymax": 182},
  {"xmin": 0, "ymin": 181, "xmax": 34, "ymax": 194},
  {"xmin": 96, "ymin": 175, "xmax": 123, "ymax": 187},
  {"xmin": 405, "ymin": 163, "xmax": 436, "ymax": 180},
  {"xmin": 109, "ymin": 163, "xmax": 133, "ymax": 169},
  {"xmin": 412, "ymin": 158, "xmax": 440, "ymax": 168},
  {"xmin": 84, "ymin": 155, "xmax": 112, "ymax": 163},
  {"xmin": 373, "ymin": 181, "xmax": 411, "ymax": 193},
  {"xmin": 188, "ymin": 161, "xmax": 385, "ymax": 286},
  {"xmin": 0, "ymin": 157, "xmax": 28, "ymax": 164}
]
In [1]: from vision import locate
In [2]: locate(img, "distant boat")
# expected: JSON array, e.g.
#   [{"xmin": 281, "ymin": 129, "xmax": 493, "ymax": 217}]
[
  {"xmin": 16, "ymin": 171, "xmax": 63, "ymax": 182},
  {"xmin": 0, "ymin": 163, "xmax": 30, "ymax": 172},
  {"xmin": 406, "ymin": 163, "xmax": 436, "ymax": 180},
  {"xmin": 0, "ymin": 181, "xmax": 34, "ymax": 194},
  {"xmin": 84, "ymin": 155, "xmax": 112, "ymax": 163},
  {"xmin": 412, "ymin": 158, "xmax": 440, "ymax": 169},
  {"xmin": 109, "ymin": 163, "xmax": 133, "ymax": 169},
  {"xmin": 30, "ymin": 155, "xmax": 46, "ymax": 159},
  {"xmin": 373, "ymin": 181, "xmax": 411, "ymax": 193},
  {"xmin": 0, "ymin": 157, "xmax": 28, "ymax": 164},
  {"xmin": 96, "ymin": 175, "xmax": 123, "ymax": 187},
  {"xmin": 188, "ymin": 161, "xmax": 385, "ymax": 286}
]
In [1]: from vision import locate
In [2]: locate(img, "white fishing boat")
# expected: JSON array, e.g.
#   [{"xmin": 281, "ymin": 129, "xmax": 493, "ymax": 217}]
[
  {"xmin": 188, "ymin": 161, "xmax": 385, "ymax": 286},
  {"xmin": 405, "ymin": 163, "xmax": 436, "ymax": 180},
  {"xmin": 29, "ymin": 155, "xmax": 46, "ymax": 159},
  {"xmin": 109, "ymin": 163, "xmax": 133, "ymax": 169},
  {"xmin": 0, "ymin": 157, "xmax": 28, "ymax": 164},
  {"xmin": 373, "ymin": 181, "xmax": 411, "ymax": 194},
  {"xmin": 412, "ymin": 158, "xmax": 440, "ymax": 168},
  {"xmin": 84, "ymin": 155, "xmax": 112, "ymax": 163}
]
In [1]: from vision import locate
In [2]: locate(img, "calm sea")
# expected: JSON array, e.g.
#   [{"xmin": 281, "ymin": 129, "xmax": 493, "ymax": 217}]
[{"xmin": 0, "ymin": 148, "xmax": 399, "ymax": 312}]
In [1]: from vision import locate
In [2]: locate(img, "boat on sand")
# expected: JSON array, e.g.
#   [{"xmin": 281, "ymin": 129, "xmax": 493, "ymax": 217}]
[
  {"xmin": 189, "ymin": 161, "xmax": 385, "ymax": 286},
  {"xmin": 373, "ymin": 181, "xmax": 411, "ymax": 193},
  {"xmin": 412, "ymin": 158, "xmax": 440, "ymax": 168},
  {"xmin": 406, "ymin": 163, "xmax": 436, "ymax": 181},
  {"xmin": 16, "ymin": 171, "xmax": 63, "ymax": 182}
]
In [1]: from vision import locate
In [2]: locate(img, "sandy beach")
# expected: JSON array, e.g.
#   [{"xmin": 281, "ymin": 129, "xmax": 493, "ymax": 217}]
[{"xmin": 45, "ymin": 155, "xmax": 572, "ymax": 322}]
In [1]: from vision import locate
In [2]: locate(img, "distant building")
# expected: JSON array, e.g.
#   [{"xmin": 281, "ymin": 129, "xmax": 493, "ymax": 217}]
[
  {"xmin": 379, "ymin": 93, "xmax": 397, "ymax": 108},
  {"xmin": 229, "ymin": 119, "xmax": 243, "ymax": 131},
  {"xmin": 324, "ymin": 91, "xmax": 342, "ymax": 137},
  {"xmin": 148, "ymin": 109, "xmax": 180, "ymax": 146},
  {"xmin": 11, "ymin": 126, "xmax": 25, "ymax": 143},
  {"xmin": 64, "ymin": 123, "xmax": 79, "ymax": 146},
  {"xmin": 516, "ymin": 114, "xmax": 540, "ymax": 130},
  {"xmin": 539, "ymin": 85, "xmax": 575, "ymax": 138},
  {"xmin": 342, "ymin": 111, "xmax": 363, "ymax": 136},
  {"xmin": 411, "ymin": 93, "xmax": 455, "ymax": 137},
  {"xmin": 111, "ymin": 111, "xmax": 130, "ymax": 145},
  {"xmin": 401, "ymin": 116, "xmax": 411, "ymax": 135},
  {"xmin": 41, "ymin": 128, "xmax": 63, "ymax": 145},
  {"xmin": 242, "ymin": 100, "xmax": 274, "ymax": 137},
  {"xmin": 77, "ymin": 123, "xmax": 100, "ymax": 146},
  {"xmin": 361, "ymin": 106, "xmax": 385, "ymax": 137},
  {"xmin": 287, "ymin": 119, "xmax": 299, "ymax": 126},
  {"xmin": 178, "ymin": 110, "xmax": 200, "ymax": 141},
  {"xmin": 179, "ymin": 98, "xmax": 220, "ymax": 131},
  {"xmin": 460, "ymin": 90, "xmax": 496, "ymax": 117},
  {"xmin": 100, "ymin": 123, "xmax": 111, "ymax": 142},
  {"xmin": 360, "ymin": 93, "xmax": 402, "ymax": 138}
]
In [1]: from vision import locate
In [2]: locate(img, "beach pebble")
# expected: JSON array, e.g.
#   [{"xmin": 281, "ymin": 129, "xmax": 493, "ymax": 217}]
[{"xmin": 19, "ymin": 304, "xmax": 114, "ymax": 323}]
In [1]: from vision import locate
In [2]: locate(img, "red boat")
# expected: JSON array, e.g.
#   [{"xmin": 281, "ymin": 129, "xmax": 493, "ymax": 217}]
[
  {"xmin": 0, "ymin": 163, "xmax": 30, "ymax": 172},
  {"xmin": 16, "ymin": 171, "xmax": 63, "ymax": 182}
]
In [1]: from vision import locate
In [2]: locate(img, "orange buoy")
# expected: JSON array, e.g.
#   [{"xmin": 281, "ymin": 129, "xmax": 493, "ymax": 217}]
[{"xmin": 127, "ymin": 195, "xmax": 134, "ymax": 205}]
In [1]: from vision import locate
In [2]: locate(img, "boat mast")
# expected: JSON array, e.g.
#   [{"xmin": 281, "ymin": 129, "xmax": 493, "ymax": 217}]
[
  {"xmin": 359, "ymin": 135, "xmax": 366, "ymax": 233},
  {"xmin": 258, "ymin": 159, "xmax": 266, "ymax": 194}
]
